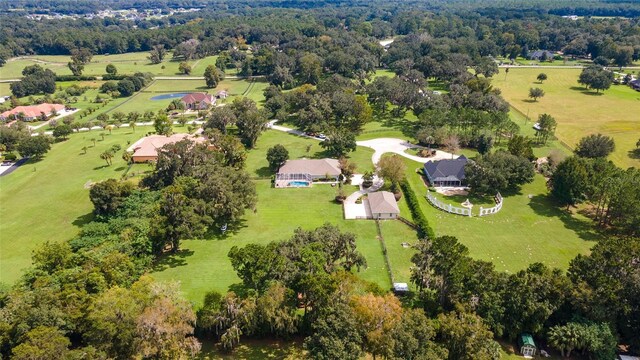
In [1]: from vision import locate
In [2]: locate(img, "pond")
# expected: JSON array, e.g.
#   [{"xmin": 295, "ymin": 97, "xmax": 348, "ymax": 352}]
[{"xmin": 150, "ymin": 93, "xmax": 190, "ymax": 101}]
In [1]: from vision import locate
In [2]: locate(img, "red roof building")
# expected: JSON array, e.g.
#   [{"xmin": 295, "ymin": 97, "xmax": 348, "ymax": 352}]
[
  {"xmin": 0, "ymin": 103, "xmax": 65, "ymax": 121},
  {"xmin": 180, "ymin": 93, "xmax": 216, "ymax": 110}
]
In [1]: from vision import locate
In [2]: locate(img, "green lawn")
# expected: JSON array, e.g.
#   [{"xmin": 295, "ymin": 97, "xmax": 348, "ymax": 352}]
[
  {"xmin": 0, "ymin": 127, "xmax": 152, "ymax": 284},
  {"xmin": 151, "ymin": 130, "xmax": 398, "ymax": 305},
  {"xmin": 399, "ymin": 156, "xmax": 600, "ymax": 272},
  {"xmin": 493, "ymin": 67, "xmax": 640, "ymax": 168},
  {"xmin": 0, "ymin": 52, "xmax": 225, "ymax": 79}
]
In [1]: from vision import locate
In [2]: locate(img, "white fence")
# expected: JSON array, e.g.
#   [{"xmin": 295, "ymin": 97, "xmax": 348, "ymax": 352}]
[
  {"xmin": 479, "ymin": 193, "xmax": 503, "ymax": 216},
  {"xmin": 426, "ymin": 192, "xmax": 503, "ymax": 217},
  {"xmin": 426, "ymin": 192, "xmax": 472, "ymax": 217}
]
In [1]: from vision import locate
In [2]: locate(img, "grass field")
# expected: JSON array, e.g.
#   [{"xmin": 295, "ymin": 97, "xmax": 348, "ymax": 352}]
[
  {"xmin": 0, "ymin": 126, "xmax": 153, "ymax": 284},
  {"xmin": 493, "ymin": 67, "xmax": 640, "ymax": 168},
  {"xmin": 0, "ymin": 52, "xmax": 233, "ymax": 79},
  {"xmin": 399, "ymin": 156, "xmax": 599, "ymax": 272},
  {"xmin": 151, "ymin": 129, "xmax": 412, "ymax": 305}
]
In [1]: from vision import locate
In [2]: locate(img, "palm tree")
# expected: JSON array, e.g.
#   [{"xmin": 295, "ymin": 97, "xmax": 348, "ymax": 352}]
[
  {"xmin": 122, "ymin": 151, "xmax": 133, "ymax": 164},
  {"xmin": 90, "ymin": 138, "xmax": 96, "ymax": 147},
  {"xmin": 99, "ymin": 151, "xmax": 113, "ymax": 166},
  {"xmin": 129, "ymin": 121, "xmax": 136, "ymax": 133},
  {"xmin": 82, "ymin": 146, "xmax": 87, "ymax": 154}
]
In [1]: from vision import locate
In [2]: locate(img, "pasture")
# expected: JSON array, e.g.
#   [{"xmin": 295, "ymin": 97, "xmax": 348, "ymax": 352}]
[
  {"xmin": 493, "ymin": 67, "xmax": 640, "ymax": 168},
  {"xmin": 0, "ymin": 126, "xmax": 154, "ymax": 284},
  {"xmin": 0, "ymin": 52, "xmax": 234, "ymax": 79}
]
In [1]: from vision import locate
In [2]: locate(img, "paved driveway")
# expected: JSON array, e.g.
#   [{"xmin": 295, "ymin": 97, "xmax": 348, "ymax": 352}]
[{"xmin": 356, "ymin": 138, "xmax": 458, "ymax": 165}]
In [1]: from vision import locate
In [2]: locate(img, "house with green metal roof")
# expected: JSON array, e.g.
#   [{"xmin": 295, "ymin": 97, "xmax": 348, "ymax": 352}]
[{"xmin": 518, "ymin": 333, "xmax": 537, "ymax": 357}]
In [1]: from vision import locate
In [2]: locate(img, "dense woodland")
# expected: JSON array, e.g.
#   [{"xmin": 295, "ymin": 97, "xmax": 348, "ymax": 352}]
[{"xmin": 0, "ymin": 0, "xmax": 639, "ymax": 359}]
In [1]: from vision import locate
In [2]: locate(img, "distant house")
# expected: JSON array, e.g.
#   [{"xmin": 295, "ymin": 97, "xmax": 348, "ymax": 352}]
[
  {"xmin": 518, "ymin": 333, "xmax": 537, "ymax": 357},
  {"xmin": 0, "ymin": 103, "xmax": 65, "ymax": 121},
  {"xmin": 630, "ymin": 79, "xmax": 640, "ymax": 91},
  {"xmin": 423, "ymin": 155, "xmax": 468, "ymax": 187},
  {"xmin": 126, "ymin": 133, "xmax": 207, "ymax": 163},
  {"xmin": 528, "ymin": 50, "xmax": 555, "ymax": 61},
  {"xmin": 216, "ymin": 90, "xmax": 229, "ymax": 99},
  {"xmin": 367, "ymin": 191, "xmax": 400, "ymax": 219},
  {"xmin": 180, "ymin": 93, "xmax": 216, "ymax": 110},
  {"xmin": 276, "ymin": 158, "xmax": 341, "ymax": 187}
]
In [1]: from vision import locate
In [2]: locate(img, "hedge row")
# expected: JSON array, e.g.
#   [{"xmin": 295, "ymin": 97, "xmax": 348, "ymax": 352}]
[
  {"xmin": 400, "ymin": 178, "xmax": 436, "ymax": 239},
  {"xmin": 101, "ymin": 74, "xmax": 128, "ymax": 81},
  {"xmin": 55, "ymin": 75, "xmax": 98, "ymax": 81}
]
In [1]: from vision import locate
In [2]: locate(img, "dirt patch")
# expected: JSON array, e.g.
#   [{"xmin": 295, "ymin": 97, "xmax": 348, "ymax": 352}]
[
  {"xmin": 439, "ymin": 188, "xmax": 469, "ymax": 196},
  {"xmin": 83, "ymin": 180, "xmax": 94, "ymax": 189}
]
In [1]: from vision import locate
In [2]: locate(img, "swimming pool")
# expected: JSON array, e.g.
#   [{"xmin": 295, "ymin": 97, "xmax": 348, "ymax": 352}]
[
  {"xmin": 288, "ymin": 181, "xmax": 310, "ymax": 187},
  {"xmin": 150, "ymin": 93, "xmax": 190, "ymax": 101}
]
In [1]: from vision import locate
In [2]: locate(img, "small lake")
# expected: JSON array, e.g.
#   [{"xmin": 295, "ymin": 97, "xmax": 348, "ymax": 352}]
[{"xmin": 150, "ymin": 93, "xmax": 190, "ymax": 101}]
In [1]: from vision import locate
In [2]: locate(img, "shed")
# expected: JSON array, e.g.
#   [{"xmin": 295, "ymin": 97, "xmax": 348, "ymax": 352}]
[
  {"xmin": 393, "ymin": 283, "xmax": 409, "ymax": 294},
  {"xmin": 518, "ymin": 333, "xmax": 537, "ymax": 357},
  {"xmin": 367, "ymin": 191, "xmax": 400, "ymax": 219}
]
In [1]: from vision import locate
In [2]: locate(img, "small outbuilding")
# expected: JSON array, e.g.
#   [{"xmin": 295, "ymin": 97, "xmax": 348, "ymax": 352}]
[
  {"xmin": 392, "ymin": 282, "xmax": 409, "ymax": 294},
  {"xmin": 367, "ymin": 191, "xmax": 400, "ymax": 219},
  {"xmin": 518, "ymin": 333, "xmax": 537, "ymax": 357}
]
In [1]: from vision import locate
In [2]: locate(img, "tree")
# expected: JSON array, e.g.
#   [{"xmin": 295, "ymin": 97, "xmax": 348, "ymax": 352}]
[
  {"xmin": 11, "ymin": 326, "xmax": 71, "ymax": 360},
  {"xmin": 52, "ymin": 124, "xmax": 73, "ymax": 141},
  {"xmin": 575, "ymin": 133, "xmax": 615, "ymax": 158},
  {"xmin": 464, "ymin": 151, "xmax": 535, "ymax": 194},
  {"xmin": 197, "ymin": 291, "xmax": 254, "ymax": 352},
  {"xmin": 105, "ymin": 64, "xmax": 117, "ymax": 75},
  {"xmin": 536, "ymin": 113, "xmax": 557, "ymax": 145},
  {"xmin": 100, "ymin": 150, "xmax": 114, "ymax": 166},
  {"xmin": 569, "ymin": 236, "xmax": 640, "ymax": 350},
  {"xmin": 550, "ymin": 156, "xmax": 590, "ymax": 209},
  {"xmin": 154, "ymin": 113, "xmax": 173, "ymax": 136},
  {"xmin": 304, "ymin": 304, "xmax": 364, "ymax": 360},
  {"xmin": 507, "ymin": 135, "xmax": 535, "ymax": 160},
  {"xmin": 528, "ymin": 87, "xmax": 545, "ymax": 101},
  {"xmin": 613, "ymin": 46, "xmax": 634, "ymax": 68},
  {"xmin": 443, "ymin": 135, "xmax": 460, "ymax": 158},
  {"xmin": 338, "ymin": 157, "xmax": 357, "ymax": 184},
  {"xmin": 89, "ymin": 179, "xmax": 135, "ymax": 217},
  {"xmin": 320, "ymin": 129, "xmax": 357, "ymax": 157},
  {"xmin": 231, "ymin": 98, "xmax": 267, "ymax": 148},
  {"xmin": 376, "ymin": 155, "xmax": 406, "ymax": 191},
  {"xmin": 179, "ymin": 62, "xmax": 192, "ymax": 75},
  {"xmin": 10, "ymin": 65, "xmax": 56, "ymax": 97},
  {"xmin": 67, "ymin": 48, "xmax": 93, "ymax": 76},
  {"xmin": 117, "ymin": 79, "xmax": 136, "ymax": 97},
  {"xmin": 204, "ymin": 65, "xmax": 222, "ymax": 88},
  {"xmin": 578, "ymin": 65, "xmax": 613, "ymax": 93},
  {"xmin": 475, "ymin": 134, "xmax": 493, "ymax": 155},
  {"xmin": 17, "ymin": 136, "xmax": 51, "ymax": 159},
  {"xmin": 205, "ymin": 106, "xmax": 236, "ymax": 134},
  {"xmin": 350, "ymin": 293, "xmax": 402, "ymax": 360},
  {"xmin": 391, "ymin": 308, "xmax": 448, "ymax": 360},
  {"xmin": 148, "ymin": 44, "xmax": 167, "ymax": 64},
  {"xmin": 266, "ymin": 144, "xmax": 289, "ymax": 170},
  {"xmin": 438, "ymin": 311, "xmax": 501, "ymax": 360},
  {"xmin": 111, "ymin": 111, "xmax": 126, "ymax": 124},
  {"xmin": 537, "ymin": 73, "xmax": 548, "ymax": 83}
]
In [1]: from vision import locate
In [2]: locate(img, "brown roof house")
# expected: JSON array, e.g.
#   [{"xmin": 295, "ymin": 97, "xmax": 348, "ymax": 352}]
[
  {"xmin": 181, "ymin": 93, "xmax": 216, "ymax": 110},
  {"xmin": 367, "ymin": 191, "xmax": 400, "ymax": 219},
  {"xmin": 127, "ymin": 133, "xmax": 207, "ymax": 163},
  {"xmin": 275, "ymin": 158, "xmax": 341, "ymax": 187}
]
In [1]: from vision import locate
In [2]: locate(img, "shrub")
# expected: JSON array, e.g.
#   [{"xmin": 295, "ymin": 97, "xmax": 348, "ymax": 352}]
[
  {"xmin": 400, "ymin": 179, "xmax": 435, "ymax": 239},
  {"xmin": 3, "ymin": 152, "xmax": 17, "ymax": 161}
]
